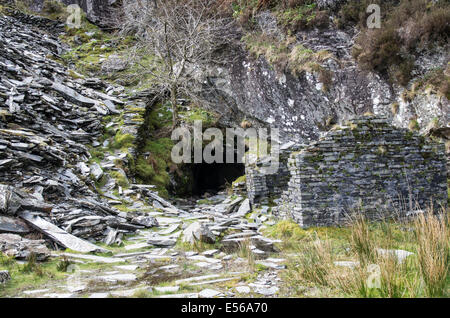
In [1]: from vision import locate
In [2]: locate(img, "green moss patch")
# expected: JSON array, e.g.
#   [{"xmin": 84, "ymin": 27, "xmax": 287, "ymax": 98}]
[
  {"xmin": 179, "ymin": 106, "xmax": 219, "ymax": 127},
  {"xmin": 243, "ymin": 33, "xmax": 333, "ymax": 89},
  {"xmin": 276, "ymin": 2, "xmax": 329, "ymax": 32},
  {"xmin": 134, "ymin": 138, "xmax": 175, "ymax": 197},
  {"xmin": 232, "ymin": 175, "xmax": 246, "ymax": 186},
  {"xmin": 111, "ymin": 131, "xmax": 135, "ymax": 150},
  {"xmin": 0, "ymin": 254, "xmax": 67, "ymax": 297},
  {"xmin": 145, "ymin": 102, "xmax": 173, "ymax": 132}
]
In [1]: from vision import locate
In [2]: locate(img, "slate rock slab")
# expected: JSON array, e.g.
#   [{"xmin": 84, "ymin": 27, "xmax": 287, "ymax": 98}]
[
  {"xmin": 0, "ymin": 184, "xmax": 22, "ymax": 216},
  {"xmin": 230, "ymin": 199, "xmax": 251, "ymax": 218},
  {"xmin": 199, "ymin": 289, "xmax": 222, "ymax": 298},
  {"xmin": 50, "ymin": 82, "xmax": 96, "ymax": 107},
  {"xmin": 131, "ymin": 216, "xmax": 159, "ymax": 228},
  {"xmin": 376, "ymin": 248, "xmax": 414, "ymax": 264},
  {"xmin": 235, "ymin": 286, "xmax": 251, "ymax": 294},
  {"xmin": 0, "ymin": 233, "xmax": 49, "ymax": 261},
  {"xmin": 0, "ymin": 216, "xmax": 30, "ymax": 234},
  {"xmin": 0, "ymin": 270, "xmax": 11, "ymax": 284},
  {"xmin": 20, "ymin": 212, "xmax": 108, "ymax": 253},
  {"xmin": 182, "ymin": 222, "xmax": 216, "ymax": 244},
  {"xmin": 147, "ymin": 237, "xmax": 177, "ymax": 247},
  {"xmin": 97, "ymin": 273, "xmax": 137, "ymax": 284}
]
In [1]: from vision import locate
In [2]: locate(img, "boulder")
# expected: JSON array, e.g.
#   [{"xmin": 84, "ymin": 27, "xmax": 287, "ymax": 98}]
[
  {"xmin": 0, "ymin": 216, "xmax": 30, "ymax": 234},
  {"xmin": 104, "ymin": 227, "xmax": 119, "ymax": 246},
  {"xmin": 0, "ymin": 233, "xmax": 50, "ymax": 261},
  {"xmin": 76, "ymin": 162, "xmax": 91, "ymax": 177},
  {"xmin": 0, "ymin": 270, "xmax": 11, "ymax": 284},
  {"xmin": 220, "ymin": 235, "xmax": 280, "ymax": 253},
  {"xmin": 220, "ymin": 237, "xmax": 248, "ymax": 251},
  {"xmin": 131, "ymin": 216, "xmax": 159, "ymax": 228},
  {"xmin": 101, "ymin": 54, "xmax": 128, "ymax": 73},
  {"xmin": 0, "ymin": 185, "xmax": 22, "ymax": 216},
  {"xmin": 251, "ymin": 236, "xmax": 280, "ymax": 253},
  {"xmin": 90, "ymin": 163, "xmax": 104, "ymax": 181},
  {"xmin": 182, "ymin": 222, "xmax": 216, "ymax": 245}
]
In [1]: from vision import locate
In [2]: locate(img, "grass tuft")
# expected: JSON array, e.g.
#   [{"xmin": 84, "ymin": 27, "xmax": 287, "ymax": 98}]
[
  {"xmin": 414, "ymin": 211, "xmax": 449, "ymax": 297},
  {"xmin": 350, "ymin": 214, "xmax": 376, "ymax": 264},
  {"xmin": 237, "ymin": 238, "xmax": 255, "ymax": 271}
]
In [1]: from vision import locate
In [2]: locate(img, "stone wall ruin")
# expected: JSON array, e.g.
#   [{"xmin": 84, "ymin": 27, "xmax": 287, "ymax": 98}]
[
  {"xmin": 247, "ymin": 116, "xmax": 448, "ymax": 228},
  {"xmin": 246, "ymin": 142, "xmax": 303, "ymax": 206}
]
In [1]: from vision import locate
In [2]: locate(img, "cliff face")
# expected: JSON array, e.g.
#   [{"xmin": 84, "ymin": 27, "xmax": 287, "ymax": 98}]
[
  {"xmin": 62, "ymin": 0, "xmax": 118, "ymax": 25},
  {"xmin": 213, "ymin": 37, "xmax": 392, "ymax": 143},
  {"xmin": 201, "ymin": 8, "xmax": 448, "ymax": 144}
]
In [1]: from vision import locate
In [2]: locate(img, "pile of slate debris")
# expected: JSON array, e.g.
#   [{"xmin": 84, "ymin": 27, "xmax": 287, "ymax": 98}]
[{"xmin": 0, "ymin": 11, "xmax": 170, "ymax": 259}]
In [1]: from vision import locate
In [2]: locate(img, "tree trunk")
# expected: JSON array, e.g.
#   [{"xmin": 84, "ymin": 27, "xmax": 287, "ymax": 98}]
[{"xmin": 171, "ymin": 85, "xmax": 178, "ymax": 130}]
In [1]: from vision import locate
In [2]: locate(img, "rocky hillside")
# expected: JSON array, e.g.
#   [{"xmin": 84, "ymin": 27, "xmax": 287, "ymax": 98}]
[
  {"xmin": 22, "ymin": 0, "xmax": 448, "ymax": 150},
  {"xmin": 0, "ymin": 7, "xmax": 289, "ymax": 299},
  {"xmin": 0, "ymin": 8, "xmax": 183, "ymax": 255},
  {"xmin": 0, "ymin": 0, "xmax": 448, "ymax": 300},
  {"xmin": 1, "ymin": 0, "xmax": 448, "ymax": 220}
]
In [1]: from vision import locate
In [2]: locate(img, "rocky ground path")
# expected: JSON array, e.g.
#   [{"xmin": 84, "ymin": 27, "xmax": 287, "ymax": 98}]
[{"xmin": 15, "ymin": 192, "xmax": 286, "ymax": 298}]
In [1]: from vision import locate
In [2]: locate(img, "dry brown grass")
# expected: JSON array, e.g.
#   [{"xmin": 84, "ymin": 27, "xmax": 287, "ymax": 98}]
[
  {"xmin": 377, "ymin": 252, "xmax": 419, "ymax": 298},
  {"xmin": 279, "ymin": 207, "xmax": 449, "ymax": 298},
  {"xmin": 350, "ymin": 214, "xmax": 376, "ymax": 264},
  {"xmin": 284, "ymin": 236, "xmax": 335, "ymax": 288},
  {"xmin": 243, "ymin": 32, "xmax": 334, "ymax": 88},
  {"xmin": 351, "ymin": 0, "xmax": 450, "ymax": 86},
  {"xmin": 237, "ymin": 238, "xmax": 255, "ymax": 270},
  {"xmin": 414, "ymin": 211, "xmax": 449, "ymax": 297}
]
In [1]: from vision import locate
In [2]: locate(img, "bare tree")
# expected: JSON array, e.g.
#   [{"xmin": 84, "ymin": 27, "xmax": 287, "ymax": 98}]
[{"xmin": 118, "ymin": 0, "xmax": 236, "ymax": 129}]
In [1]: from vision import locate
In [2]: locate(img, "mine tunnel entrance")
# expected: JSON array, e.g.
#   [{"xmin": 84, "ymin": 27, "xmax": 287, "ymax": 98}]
[
  {"xmin": 170, "ymin": 131, "xmax": 249, "ymax": 196},
  {"xmin": 191, "ymin": 162, "xmax": 245, "ymax": 195}
]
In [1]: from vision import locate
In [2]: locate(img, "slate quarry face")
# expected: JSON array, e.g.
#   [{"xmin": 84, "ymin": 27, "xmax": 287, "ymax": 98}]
[
  {"xmin": 248, "ymin": 116, "xmax": 448, "ymax": 228},
  {"xmin": 0, "ymin": 12, "xmax": 155, "ymax": 250}
]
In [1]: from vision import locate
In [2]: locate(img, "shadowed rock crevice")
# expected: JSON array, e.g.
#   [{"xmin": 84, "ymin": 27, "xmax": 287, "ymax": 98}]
[{"xmin": 190, "ymin": 163, "xmax": 245, "ymax": 195}]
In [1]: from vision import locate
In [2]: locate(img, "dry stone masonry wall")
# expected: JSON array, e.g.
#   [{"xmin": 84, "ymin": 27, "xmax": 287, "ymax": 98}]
[
  {"xmin": 246, "ymin": 143, "xmax": 303, "ymax": 207},
  {"xmin": 275, "ymin": 116, "xmax": 447, "ymax": 228}
]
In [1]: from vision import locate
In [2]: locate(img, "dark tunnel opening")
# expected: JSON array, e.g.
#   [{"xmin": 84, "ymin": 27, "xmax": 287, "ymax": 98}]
[
  {"xmin": 170, "ymin": 133, "xmax": 249, "ymax": 196},
  {"xmin": 191, "ymin": 162, "xmax": 245, "ymax": 195}
]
